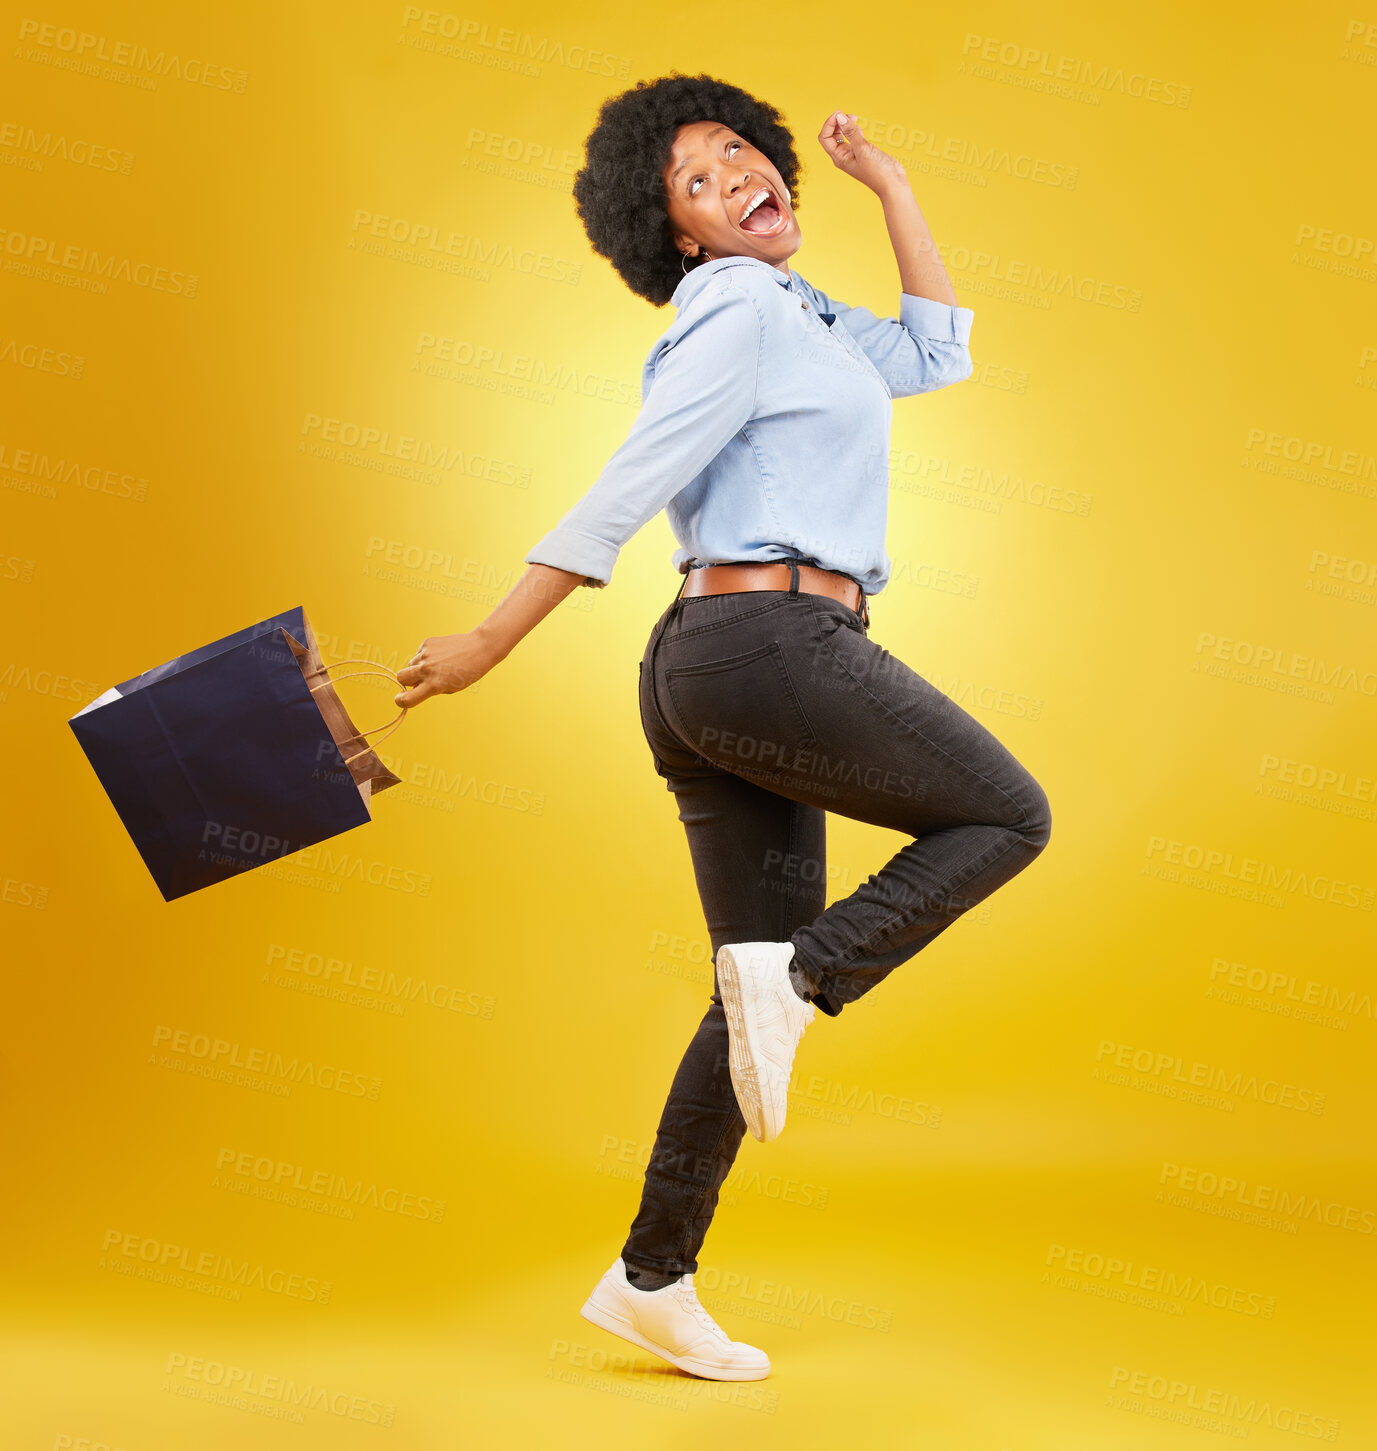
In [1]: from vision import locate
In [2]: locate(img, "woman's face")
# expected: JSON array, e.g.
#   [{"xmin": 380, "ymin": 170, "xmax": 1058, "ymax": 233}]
[{"xmin": 661, "ymin": 119, "xmax": 800, "ymax": 271}]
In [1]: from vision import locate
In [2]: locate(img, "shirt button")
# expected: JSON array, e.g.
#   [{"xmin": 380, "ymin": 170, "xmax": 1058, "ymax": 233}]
[{"xmin": 800, "ymin": 300, "xmax": 809, "ymax": 309}]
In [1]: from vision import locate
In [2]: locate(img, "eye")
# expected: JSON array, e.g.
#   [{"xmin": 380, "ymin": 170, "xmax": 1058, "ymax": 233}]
[{"xmin": 687, "ymin": 141, "xmax": 742, "ymax": 197}]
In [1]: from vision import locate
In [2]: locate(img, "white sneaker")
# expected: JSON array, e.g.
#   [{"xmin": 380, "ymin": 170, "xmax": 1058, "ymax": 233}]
[
  {"xmin": 579, "ymin": 1257, "xmax": 770, "ymax": 1381},
  {"xmin": 716, "ymin": 941, "xmax": 816, "ymax": 1142}
]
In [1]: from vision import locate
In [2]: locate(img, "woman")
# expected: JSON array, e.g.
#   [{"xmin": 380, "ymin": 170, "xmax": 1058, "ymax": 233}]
[{"xmin": 394, "ymin": 74, "xmax": 1051, "ymax": 1382}]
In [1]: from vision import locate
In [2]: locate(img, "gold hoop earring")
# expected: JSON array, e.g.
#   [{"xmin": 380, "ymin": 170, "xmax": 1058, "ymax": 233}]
[{"xmin": 680, "ymin": 249, "xmax": 711, "ymax": 276}]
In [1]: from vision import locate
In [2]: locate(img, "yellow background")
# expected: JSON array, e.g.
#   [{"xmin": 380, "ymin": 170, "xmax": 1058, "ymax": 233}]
[{"xmin": 3, "ymin": 1, "xmax": 1375, "ymax": 1445}]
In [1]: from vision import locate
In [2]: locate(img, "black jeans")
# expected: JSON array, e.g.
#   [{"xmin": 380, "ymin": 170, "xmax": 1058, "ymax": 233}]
[{"xmin": 621, "ymin": 570, "xmax": 1052, "ymax": 1279}]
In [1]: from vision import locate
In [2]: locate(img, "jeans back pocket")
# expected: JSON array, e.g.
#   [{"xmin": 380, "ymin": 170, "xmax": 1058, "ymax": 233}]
[{"xmin": 663, "ymin": 640, "xmax": 818, "ymax": 775}]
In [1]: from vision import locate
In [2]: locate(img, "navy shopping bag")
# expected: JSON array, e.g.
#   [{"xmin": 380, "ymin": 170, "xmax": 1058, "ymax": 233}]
[{"xmin": 68, "ymin": 606, "xmax": 405, "ymax": 901}]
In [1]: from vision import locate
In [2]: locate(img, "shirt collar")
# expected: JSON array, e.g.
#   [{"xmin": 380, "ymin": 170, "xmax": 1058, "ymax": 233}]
[{"xmin": 670, "ymin": 254, "xmax": 795, "ymax": 309}]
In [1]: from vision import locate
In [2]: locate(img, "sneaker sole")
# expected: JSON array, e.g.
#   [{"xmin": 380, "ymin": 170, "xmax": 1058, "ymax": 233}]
[
  {"xmin": 579, "ymin": 1294, "xmax": 770, "ymax": 1381},
  {"xmin": 716, "ymin": 945, "xmax": 773, "ymax": 1142}
]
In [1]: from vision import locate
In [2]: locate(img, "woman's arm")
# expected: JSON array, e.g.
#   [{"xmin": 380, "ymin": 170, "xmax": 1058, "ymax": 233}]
[
  {"xmin": 393, "ymin": 562, "xmax": 584, "ymax": 707},
  {"xmin": 394, "ymin": 281, "xmax": 763, "ymax": 709},
  {"xmin": 806, "ymin": 111, "xmax": 973, "ymax": 398},
  {"xmin": 522, "ymin": 280, "xmax": 762, "ymax": 587},
  {"xmin": 817, "ymin": 111, "xmax": 960, "ymax": 304},
  {"xmin": 877, "ymin": 187, "xmax": 959, "ymax": 307}
]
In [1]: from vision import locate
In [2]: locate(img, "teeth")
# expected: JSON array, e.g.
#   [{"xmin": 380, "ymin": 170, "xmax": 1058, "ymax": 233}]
[{"xmin": 740, "ymin": 187, "xmax": 772, "ymax": 222}]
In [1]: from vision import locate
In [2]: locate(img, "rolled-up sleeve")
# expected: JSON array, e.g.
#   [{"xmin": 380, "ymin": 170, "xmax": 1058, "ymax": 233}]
[
  {"xmin": 800, "ymin": 277, "xmax": 975, "ymax": 399},
  {"xmin": 523, "ymin": 281, "xmax": 763, "ymax": 587}
]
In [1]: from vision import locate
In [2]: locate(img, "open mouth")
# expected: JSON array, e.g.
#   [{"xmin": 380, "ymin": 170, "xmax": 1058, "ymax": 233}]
[{"xmin": 738, "ymin": 184, "xmax": 788, "ymax": 237}]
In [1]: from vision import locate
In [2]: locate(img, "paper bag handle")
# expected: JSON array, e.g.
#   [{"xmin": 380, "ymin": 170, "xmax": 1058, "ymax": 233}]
[{"xmin": 309, "ymin": 657, "xmax": 408, "ymax": 763}]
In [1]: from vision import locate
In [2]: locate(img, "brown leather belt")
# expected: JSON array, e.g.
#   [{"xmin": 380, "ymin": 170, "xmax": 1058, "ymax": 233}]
[{"xmin": 679, "ymin": 561, "xmax": 869, "ymax": 626}]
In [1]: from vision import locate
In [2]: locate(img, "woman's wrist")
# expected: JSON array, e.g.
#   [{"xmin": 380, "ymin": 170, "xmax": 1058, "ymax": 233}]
[
  {"xmin": 470, "ymin": 617, "xmax": 514, "ymax": 663},
  {"xmin": 871, "ymin": 171, "xmax": 914, "ymax": 208},
  {"xmin": 468, "ymin": 564, "xmax": 581, "ymax": 662}
]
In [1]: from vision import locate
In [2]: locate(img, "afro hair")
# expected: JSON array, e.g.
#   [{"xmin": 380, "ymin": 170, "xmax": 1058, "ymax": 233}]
[{"xmin": 572, "ymin": 72, "xmax": 802, "ymax": 307}]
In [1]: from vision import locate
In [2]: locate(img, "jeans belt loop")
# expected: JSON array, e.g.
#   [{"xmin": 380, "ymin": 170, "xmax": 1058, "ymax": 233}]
[{"xmin": 787, "ymin": 559, "xmax": 800, "ymax": 596}]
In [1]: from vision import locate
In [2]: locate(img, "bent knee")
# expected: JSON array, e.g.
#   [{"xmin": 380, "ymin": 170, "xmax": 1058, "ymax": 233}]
[{"xmin": 1017, "ymin": 776, "xmax": 1052, "ymax": 852}]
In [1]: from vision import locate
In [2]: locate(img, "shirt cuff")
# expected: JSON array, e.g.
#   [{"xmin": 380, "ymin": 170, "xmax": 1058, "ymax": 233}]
[
  {"xmin": 900, "ymin": 292, "xmax": 975, "ymax": 346},
  {"xmin": 524, "ymin": 528, "xmax": 618, "ymax": 587}
]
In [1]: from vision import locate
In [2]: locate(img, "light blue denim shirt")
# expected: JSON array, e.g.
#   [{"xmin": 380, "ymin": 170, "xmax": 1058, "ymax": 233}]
[{"xmin": 523, "ymin": 254, "xmax": 975, "ymax": 596}]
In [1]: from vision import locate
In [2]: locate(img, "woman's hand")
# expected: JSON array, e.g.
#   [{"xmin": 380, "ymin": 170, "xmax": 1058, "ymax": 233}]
[
  {"xmin": 393, "ymin": 631, "xmax": 501, "ymax": 708},
  {"xmin": 817, "ymin": 111, "xmax": 909, "ymax": 199}
]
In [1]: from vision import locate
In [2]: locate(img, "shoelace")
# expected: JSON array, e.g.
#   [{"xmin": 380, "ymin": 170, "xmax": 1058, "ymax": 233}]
[{"xmin": 675, "ymin": 1279, "xmax": 727, "ymax": 1342}]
